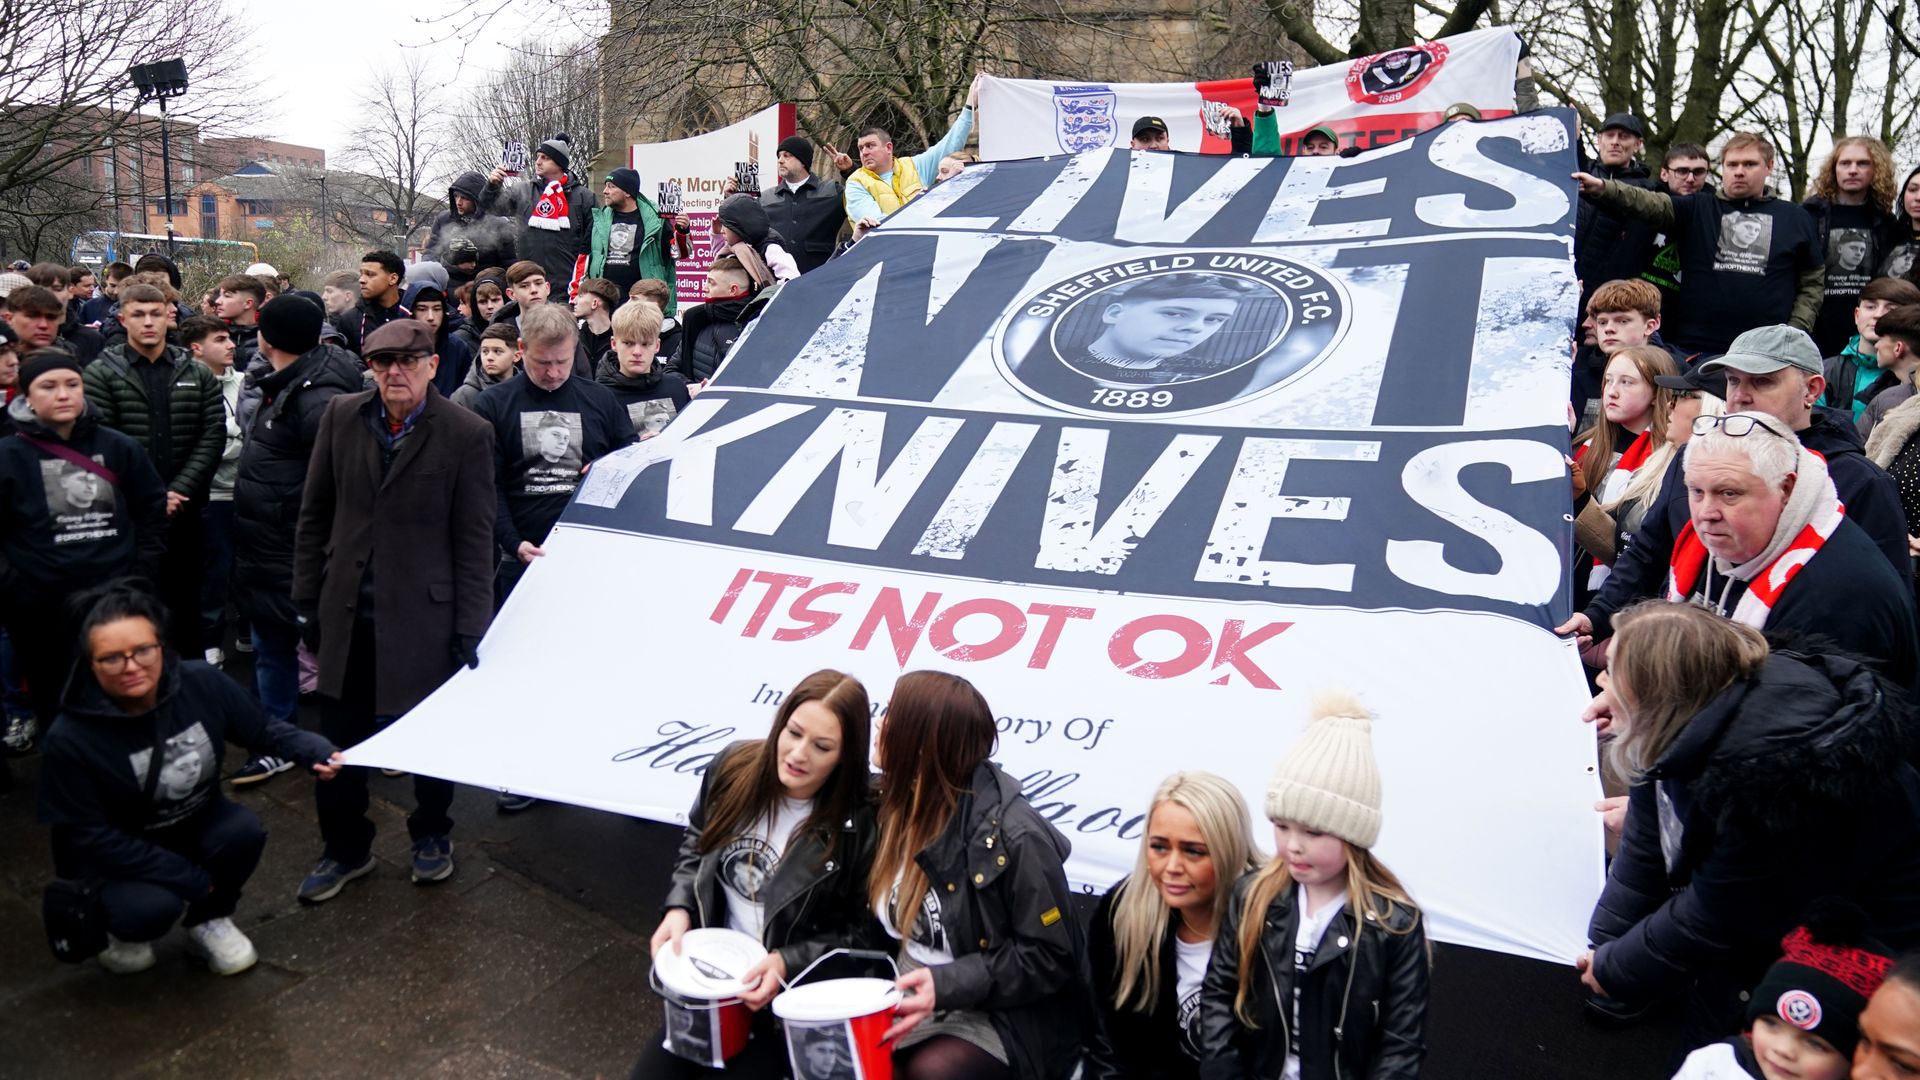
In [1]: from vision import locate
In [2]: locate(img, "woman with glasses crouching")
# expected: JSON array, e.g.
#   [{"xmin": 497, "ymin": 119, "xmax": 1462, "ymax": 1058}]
[{"xmin": 37, "ymin": 582, "xmax": 344, "ymax": 976}]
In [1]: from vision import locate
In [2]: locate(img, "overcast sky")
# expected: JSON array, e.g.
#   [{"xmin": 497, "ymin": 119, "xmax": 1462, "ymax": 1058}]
[{"xmin": 244, "ymin": 0, "xmax": 596, "ymax": 159}]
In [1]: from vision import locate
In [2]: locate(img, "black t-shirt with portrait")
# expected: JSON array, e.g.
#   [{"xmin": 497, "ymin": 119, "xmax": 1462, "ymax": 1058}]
[
  {"xmin": 601, "ymin": 208, "xmax": 646, "ymax": 296},
  {"xmin": 470, "ymin": 372, "xmax": 637, "ymax": 551},
  {"xmin": 1814, "ymin": 202, "xmax": 1884, "ymax": 354}
]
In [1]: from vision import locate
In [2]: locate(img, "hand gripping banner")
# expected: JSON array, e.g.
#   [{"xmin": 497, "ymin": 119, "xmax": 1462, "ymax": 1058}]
[{"xmin": 351, "ymin": 110, "xmax": 1603, "ymax": 965}]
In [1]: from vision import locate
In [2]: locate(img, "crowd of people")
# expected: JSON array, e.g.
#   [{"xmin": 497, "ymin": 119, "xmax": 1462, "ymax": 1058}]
[{"xmin": 0, "ymin": 72, "xmax": 1918, "ymax": 1080}]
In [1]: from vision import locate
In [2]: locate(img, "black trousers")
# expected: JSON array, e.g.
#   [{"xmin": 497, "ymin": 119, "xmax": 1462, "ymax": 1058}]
[
  {"xmin": 157, "ymin": 508, "xmax": 204, "ymax": 655},
  {"xmin": 97, "ymin": 798, "xmax": 267, "ymax": 940},
  {"xmin": 5, "ymin": 596, "xmax": 84, "ymax": 726},
  {"xmin": 314, "ymin": 618, "xmax": 454, "ymax": 864}
]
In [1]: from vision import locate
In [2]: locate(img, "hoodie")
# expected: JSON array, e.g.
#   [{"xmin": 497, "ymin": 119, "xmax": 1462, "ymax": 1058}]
[
  {"xmin": 400, "ymin": 281, "xmax": 474, "ymax": 397},
  {"xmin": 37, "ymin": 657, "xmax": 335, "ymax": 896},
  {"xmin": 425, "ymin": 170, "xmax": 516, "ymax": 270},
  {"xmin": 593, "ymin": 352, "xmax": 691, "ymax": 438},
  {"xmin": 0, "ymin": 395, "xmax": 167, "ymax": 599},
  {"xmin": 1584, "ymin": 405, "xmax": 1913, "ymax": 635}
]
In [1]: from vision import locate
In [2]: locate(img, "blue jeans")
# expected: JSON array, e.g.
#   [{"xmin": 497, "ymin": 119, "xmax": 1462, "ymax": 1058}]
[{"xmin": 251, "ymin": 618, "xmax": 300, "ymax": 726}]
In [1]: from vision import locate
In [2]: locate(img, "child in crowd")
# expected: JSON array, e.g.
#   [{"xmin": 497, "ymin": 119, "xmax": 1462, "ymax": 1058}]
[
  {"xmin": 1197, "ymin": 689, "xmax": 1429, "ymax": 1080},
  {"xmin": 453, "ymin": 323, "xmax": 521, "ymax": 410},
  {"xmin": 597, "ymin": 300, "xmax": 690, "ymax": 439},
  {"xmin": 1671, "ymin": 900, "xmax": 1892, "ymax": 1080}
]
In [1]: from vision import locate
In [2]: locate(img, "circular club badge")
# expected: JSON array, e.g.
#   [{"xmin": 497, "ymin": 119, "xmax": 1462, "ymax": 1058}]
[
  {"xmin": 993, "ymin": 253, "xmax": 1347, "ymax": 418},
  {"xmin": 1776, "ymin": 989, "xmax": 1822, "ymax": 1030},
  {"xmin": 1345, "ymin": 43, "xmax": 1449, "ymax": 106}
]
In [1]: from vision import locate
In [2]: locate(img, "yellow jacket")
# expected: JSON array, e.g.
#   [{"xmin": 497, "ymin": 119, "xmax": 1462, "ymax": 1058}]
[{"xmin": 846, "ymin": 157, "xmax": 925, "ymax": 220}]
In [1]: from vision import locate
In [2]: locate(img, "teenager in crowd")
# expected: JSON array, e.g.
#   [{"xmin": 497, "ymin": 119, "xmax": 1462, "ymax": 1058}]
[
  {"xmin": 1574, "ymin": 344, "xmax": 1681, "ymax": 597},
  {"xmin": 639, "ymin": 669, "xmax": 878, "ymax": 1078},
  {"xmin": 37, "ymin": 582, "xmax": 342, "ymax": 976},
  {"xmin": 0, "ymin": 350, "xmax": 167, "ymax": 730},
  {"xmin": 1581, "ymin": 602, "xmax": 1920, "ymax": 1059},
  {"xmin": 1088, "ymin": 772, "xmax": 1263, "ymax": 1079},
  {"xmin": 598, "ymin": 300, "xmax": 691, "ymax": 439},
  {"xmin": 1196, "ymin": 690, "xmax": 1429, "ymax": 1080},
  {"xmin": 1670, "ymin": 900, "xmax": 1891, "ymax": 1080},
  {"xmin": 1855, "ymin": 952, "xmax": 1920, "ymax": 1079},
  {"xmin": 871, "ymin": 670, "xmax": 1082, "ymax": 1080},
  {"xmin": 454, "ymin": 322, "xmax": 522, "ymax": 410}
]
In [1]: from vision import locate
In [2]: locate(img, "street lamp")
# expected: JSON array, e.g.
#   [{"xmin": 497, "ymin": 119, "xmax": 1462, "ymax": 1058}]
[{"xmin": 128, "ymin": 58, "xmax": 189, "ymax": 257}]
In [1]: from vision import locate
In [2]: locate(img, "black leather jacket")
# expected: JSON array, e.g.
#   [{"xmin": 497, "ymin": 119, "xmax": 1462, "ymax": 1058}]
[
  {"xmin": 911, "ymin": 762, "xmax": 1085, "ymax": 1080},
  {"xmin": 662, "ymin": 742, "xmax": 881, "ymax": 975},
  {"xmin": 1196, "ymin": 873, "xmax": 1429, "ymax": 1080}
]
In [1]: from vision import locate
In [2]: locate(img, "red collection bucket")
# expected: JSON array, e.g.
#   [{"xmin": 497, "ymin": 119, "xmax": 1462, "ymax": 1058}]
[
  {"xmin": 773, "ymin": 951, "xmax": 903, "ymax": 1080},
  {"xmin": 650, "ymin": 928, "xmax": 768, "ymax": 1067}
]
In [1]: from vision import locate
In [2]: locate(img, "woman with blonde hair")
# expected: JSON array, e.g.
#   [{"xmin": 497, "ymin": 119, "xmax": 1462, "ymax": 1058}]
[
  {"xmin": 1195, "ymin": 690, "xmax": 1429, "ymax": 1079},
  {"xmin": 1580, "ymin": 601, "xmax": 1920, "ymax": 1059},
  {"xmin": 1087, "ymin": 772, "xmax": 1263, "ymax": 1078}
]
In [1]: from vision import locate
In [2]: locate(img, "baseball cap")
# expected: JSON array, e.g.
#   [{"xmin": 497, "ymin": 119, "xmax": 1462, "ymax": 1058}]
[
  {"xmin": 1653, "ymin": 364, "xmax": 1728, "ymax": 399},
  {"xmin": 1599, "ymin": 113, "xmax": 1644, "ymax": 137},
  {"xmin": 1697, "ymin": 325, "xmax": 1823, "ymax": 377},
  {"xmin": 1303, "ymin": 125, "xmax": 1339, "ymax": 146},
  {"xmin": 1131, "ymin": 116, "xmax": 1169, "ymax": 138}
]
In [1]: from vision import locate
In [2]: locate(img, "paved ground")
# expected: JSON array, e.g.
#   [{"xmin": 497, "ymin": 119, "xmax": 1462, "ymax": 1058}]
[{"xmin": 0, "ymin": 663, "xmax": 1682, "ymax": 1079}]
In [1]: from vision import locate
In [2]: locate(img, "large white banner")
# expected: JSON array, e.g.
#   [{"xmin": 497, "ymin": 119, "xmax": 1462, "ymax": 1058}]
[
  {"xmin": 353, "ymin": 111, "xmax": 1604, "ymax": 965},
  {"xmin": 978, "ymin": 27, "xmax": 1521, "ymax": 160},
  {"xmin": 629, "ymin": 104, "xmax": 793, "ymax": 302}
]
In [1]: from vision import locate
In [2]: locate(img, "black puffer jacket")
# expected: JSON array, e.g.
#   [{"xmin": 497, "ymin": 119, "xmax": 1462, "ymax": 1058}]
[
  {"xmin": 1589, "ymin": 649, "xmax": 1920, "ymax": 1027},
  {"xmin": 676, "ymin": 296, "xmax": 754, "ymax": 383},
  {"xmin": 229, "ymin": 343, "xmax": 365, "ymax": 628},
  {"xmin": 82, "ymin": 343, "xmax": 225, "ymax": 498},
  {"xmin": 908, "ymin": 762, "xmax": 1084, "ymax": 1080},
  {"xmin": 662, "ymin": 742, "xmax": 883, "ymax": 975},
  {"xmin": 1196, "ymin": 874, "xmax": 1429, "ymax": 1080}
]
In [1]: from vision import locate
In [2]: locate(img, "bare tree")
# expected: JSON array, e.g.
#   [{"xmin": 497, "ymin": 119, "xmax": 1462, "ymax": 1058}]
[
  {"xmin": 0, "ymin": 0, "xmax": 262, "ymax": 259},
  {"xmin": 341, "ymin": 55, "xmax": 449, "ymax": 251},
  {"xmin": 445, "ymin": 37, "xmax": 604, "ymax": 181}
]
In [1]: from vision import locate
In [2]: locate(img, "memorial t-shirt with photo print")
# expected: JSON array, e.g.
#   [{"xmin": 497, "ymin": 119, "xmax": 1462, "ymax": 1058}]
[
  {"xmin": 720, "ymin": 795, "xmax": 812, "ymax": 940},
  {"xmin": 878, "ymin": 871, "xmax": 955, "ymax": 965}
]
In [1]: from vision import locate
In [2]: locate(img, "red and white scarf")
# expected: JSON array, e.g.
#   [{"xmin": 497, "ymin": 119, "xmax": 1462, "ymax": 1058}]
[
  {"xmin": 1665, "ymin": 459, "xmax": 1844, "ymax": 628},
  {"xmin": 1578, "ymin": 429, "xmax": 1656, "ymax": 588},
  {"xmin": 528, "ymin": 179, "xmax": 569, "ymax": 231}
]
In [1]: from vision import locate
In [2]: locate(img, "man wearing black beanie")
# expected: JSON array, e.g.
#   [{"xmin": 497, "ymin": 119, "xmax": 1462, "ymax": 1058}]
[
  {"xmin": 589, "ymin": 166, "xmax": 684, "ymax": 312},
  {"xmin": 224, "ymin": 294, "xmax": 365, "ymax": 786},
  {"xmin": 482, "ymin": 132, "xmax": 594, "ymax": 303},
  {"xmin": 759, "ymin": 135, "xmax": 843, "ymax": 274}
]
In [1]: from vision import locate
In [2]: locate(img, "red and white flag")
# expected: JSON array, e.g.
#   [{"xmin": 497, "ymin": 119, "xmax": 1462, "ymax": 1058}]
[{"xmin": 978, "ymin": 27, "xmax": 1522, "ymax": 160}]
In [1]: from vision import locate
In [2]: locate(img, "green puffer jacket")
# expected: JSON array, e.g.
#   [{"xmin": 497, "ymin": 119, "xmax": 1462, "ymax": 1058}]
[{"xmin": 83, "ymin": 343, "xmax": 226, "ymax": 499}]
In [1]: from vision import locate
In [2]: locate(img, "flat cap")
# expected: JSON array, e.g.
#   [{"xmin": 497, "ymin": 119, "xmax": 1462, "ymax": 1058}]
[{"xmin": 362, "ymin": 318, "xmax": 437, "ymax": 360}]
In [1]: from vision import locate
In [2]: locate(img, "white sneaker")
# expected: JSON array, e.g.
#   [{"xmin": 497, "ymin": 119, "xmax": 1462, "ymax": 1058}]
[
  {"xmin": 97, "ymin": 935, "xmax": 155, "ymax": 974},
  {"xmin": 185, "ymin": 917, "xmax": 257, "ymax": 975},
  {"xmin": 203, "ymin": 647, "xmax": 225, "ymax": 668}
]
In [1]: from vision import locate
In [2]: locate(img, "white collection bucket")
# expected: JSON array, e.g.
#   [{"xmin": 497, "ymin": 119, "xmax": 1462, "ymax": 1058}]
[{"xmin": 650, "ymin": 928, "xmax": 768, "ymax": 1067}]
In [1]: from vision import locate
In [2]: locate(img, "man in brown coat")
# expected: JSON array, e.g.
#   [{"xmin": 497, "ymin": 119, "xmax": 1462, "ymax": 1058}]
[{"xmin": 290, "ymin": 319, "xmax": 496, "ymax": 902}]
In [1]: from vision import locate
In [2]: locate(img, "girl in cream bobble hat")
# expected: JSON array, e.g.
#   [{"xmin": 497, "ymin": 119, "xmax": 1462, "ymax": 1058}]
[{"xmin": 1194, "ymin": 689, "xmax": 1431, "ymax": 1080}]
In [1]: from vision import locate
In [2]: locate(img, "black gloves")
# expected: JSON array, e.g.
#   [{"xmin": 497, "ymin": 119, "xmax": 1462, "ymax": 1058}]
[
  {"xmin": 296, "ymin": 602, "xmax": 321, "ymax": 653},
  {"xmin": 452, "ymin": 635, "xmax": 480, "ymax": 670}
]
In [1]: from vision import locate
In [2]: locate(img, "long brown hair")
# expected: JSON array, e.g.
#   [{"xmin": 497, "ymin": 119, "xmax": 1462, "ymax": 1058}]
[
  {"xmin": 868, "ymin": 671, "xmax": 997, "ymax": 939},
  {"xmin": 1577, "ymin": 345, "xmax": 1680, "ymax": 495},
  {"xmin": 1606, "ymin": 602, "xmax": 1769, "ymax": 782},
  {"xmin": 1231, "ymin": 844, "xmax": 1422, "ymax": 1026},
  {"xmin": 1810, "ymin": 136, "xmax": 1897, "ymax": 212},
  {"xmin": 697, "ymin": 669, "xmax": 871, "ymax": 864}
]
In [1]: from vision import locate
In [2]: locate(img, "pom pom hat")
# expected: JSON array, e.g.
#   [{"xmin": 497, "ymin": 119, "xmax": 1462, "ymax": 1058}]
[{"xmin": 1264, "ymin": 688, "xmax": 1383, "ymax": 849}]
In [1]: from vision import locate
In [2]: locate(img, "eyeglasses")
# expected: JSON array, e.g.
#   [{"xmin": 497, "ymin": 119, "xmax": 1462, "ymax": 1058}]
[
  {"xmin": 92, "ymin": 643, "xmax": 162, "ymax": 673},
  {"xmin": 1693, "ymin": 413, "xmax": 1789, "ymax": 440},
  {"xmin": 367, "ymin": 353, "xmax": 428, "ymax": 371},
  {"xmin": 1666, "ymin": 166, "xmax": 1710, "ymax": 177}
]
